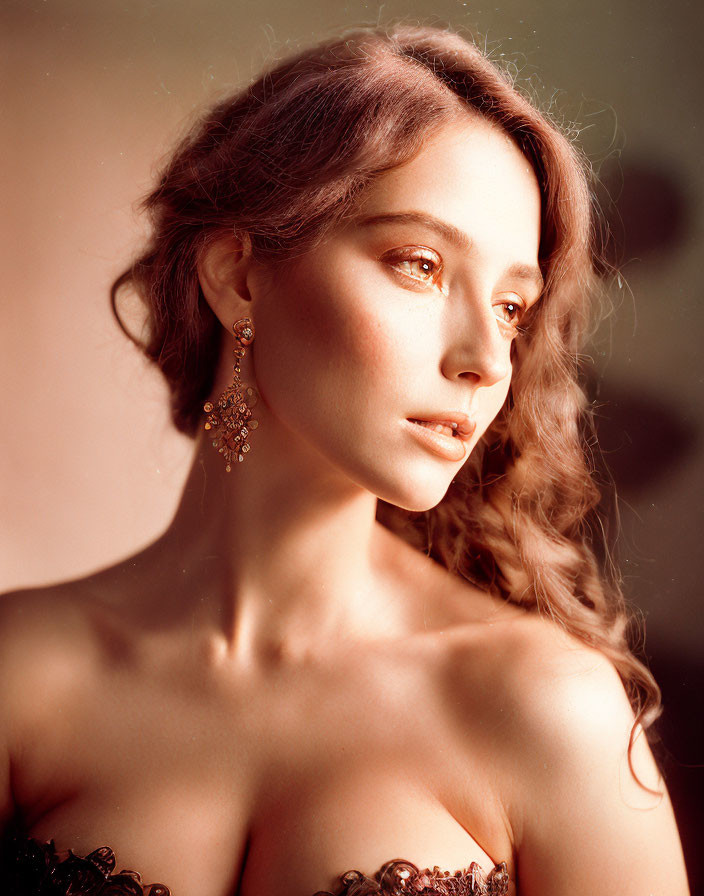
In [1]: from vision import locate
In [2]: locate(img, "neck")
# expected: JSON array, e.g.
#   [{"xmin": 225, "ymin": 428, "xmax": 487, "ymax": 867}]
[{"xmin": 149, "ymin": 430, "xmax": 416, "ymax": 666}]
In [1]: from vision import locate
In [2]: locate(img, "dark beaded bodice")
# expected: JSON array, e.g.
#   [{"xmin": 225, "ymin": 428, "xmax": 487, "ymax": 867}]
[
  {"xmin": 1, "ymin": 835, "xmax": 509, "ymax": 895},
  {"xmin": 314, "ymin": 857, "xmax": 509, "ymax": 895},
  {"xmin": 1, "ymin": 836, "xmax": 168, "ymax": 895}
]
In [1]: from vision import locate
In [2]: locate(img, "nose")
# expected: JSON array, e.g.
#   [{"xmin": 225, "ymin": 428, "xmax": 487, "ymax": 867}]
[{"xmin": 441, "ymin": 297, "xmax": 512, "ymax": 388}]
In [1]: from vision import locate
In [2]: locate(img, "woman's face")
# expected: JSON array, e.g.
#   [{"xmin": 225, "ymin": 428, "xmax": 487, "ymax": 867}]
[{"xmin": 249, "ymin": 116, "xmax": 543, "ymax": 511}]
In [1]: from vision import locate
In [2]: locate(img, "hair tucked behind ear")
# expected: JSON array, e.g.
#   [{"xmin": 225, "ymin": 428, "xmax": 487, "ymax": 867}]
[{"xmin": 111, "ymin": 23, "xmax": 662, "ymax": 788}]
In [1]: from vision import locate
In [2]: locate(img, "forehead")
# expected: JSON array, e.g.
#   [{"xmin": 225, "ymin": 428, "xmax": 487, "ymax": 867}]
[{"xmin": 353, "ymin": 117, "xmax": 542, "ymax": 260}]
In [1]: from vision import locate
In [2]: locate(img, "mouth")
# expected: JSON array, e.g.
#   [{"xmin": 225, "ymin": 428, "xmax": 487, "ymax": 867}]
[
  {"xmin": 409, "ymin": 420, "xmax": 461, "ymax": 438},
  {"xmin": 405, "ymin": 413, "xmax": 476, "ymax": 462},
  {"xmin": 407, "ymin": 413, "xmax": 476, "ymax": 443}
]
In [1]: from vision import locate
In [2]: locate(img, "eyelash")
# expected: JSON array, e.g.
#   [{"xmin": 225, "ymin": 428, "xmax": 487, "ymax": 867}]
[
  {"xmin": 382, "ymin": 247, "xmax": 528, "ymax": 333},
  {"xmin": 384, "ymin": 246, "xmax": 442, "ymax": 285}
]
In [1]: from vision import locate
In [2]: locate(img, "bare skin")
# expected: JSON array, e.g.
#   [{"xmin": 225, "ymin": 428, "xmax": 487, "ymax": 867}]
[{"xmin": 0, "ymin": 117, "xmax": 689, "ymax": 895}]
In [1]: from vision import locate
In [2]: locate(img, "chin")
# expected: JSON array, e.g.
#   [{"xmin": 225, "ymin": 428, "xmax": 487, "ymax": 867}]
[
  {"xmin": 315, "ymin": 432, "xmax": 462, "ymax": 512},
  {"xmin": 390, "ymin": 491, "xmax": 451, "ymax": 514},
  {"xmin": 370, "ymin": 469, "xmax": 454, "ymax": 514}
]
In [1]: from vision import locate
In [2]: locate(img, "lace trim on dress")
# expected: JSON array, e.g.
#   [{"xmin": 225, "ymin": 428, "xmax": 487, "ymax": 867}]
[
  {"xmin": 1, "ymin": 836, "xmax": 510, "ymax": 896},
  {"xmin": 1, "ymin": 835, "xmax": 170, "ymax": 895},
  {"xmin": 313, "ymin": 857, "xmax": 510, "ymax": 896}
]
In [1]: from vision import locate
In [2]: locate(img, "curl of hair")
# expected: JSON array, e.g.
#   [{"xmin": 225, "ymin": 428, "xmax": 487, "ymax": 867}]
[{"xmin": 111, "ymin": 24, "xmax": 661, "ymax": 788}]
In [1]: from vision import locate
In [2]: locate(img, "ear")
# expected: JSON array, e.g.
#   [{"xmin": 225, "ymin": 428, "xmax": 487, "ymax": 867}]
[{"xmin": 197, "ymin": 232, "xmax": 254, "ymax": 330}]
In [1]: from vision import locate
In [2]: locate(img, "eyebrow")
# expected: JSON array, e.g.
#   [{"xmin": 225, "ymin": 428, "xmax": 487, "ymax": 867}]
[{"xmin": 356, "ymin": 211, "xmax": 545, "ymax": 293}]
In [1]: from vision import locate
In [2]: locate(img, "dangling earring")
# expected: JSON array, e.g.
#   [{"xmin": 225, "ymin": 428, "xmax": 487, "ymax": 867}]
[{"xmin": 203, "ymin": 317, "xmax": 259, "ymax": 471}]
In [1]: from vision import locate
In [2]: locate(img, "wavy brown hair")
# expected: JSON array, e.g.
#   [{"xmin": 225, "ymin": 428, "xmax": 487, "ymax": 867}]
[{"xmin": 111, "ymin": 23, "xmax": 661, "ymax": 784}]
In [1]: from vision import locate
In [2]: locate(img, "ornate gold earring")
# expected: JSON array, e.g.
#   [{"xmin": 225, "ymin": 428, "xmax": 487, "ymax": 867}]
[{"xmin": 203, "ymin": 317, "xmax": 259, "ymax": 471}]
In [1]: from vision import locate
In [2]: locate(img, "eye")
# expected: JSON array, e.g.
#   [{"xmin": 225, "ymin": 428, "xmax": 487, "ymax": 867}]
[
  {"xmin": 381, "ymin": 247, "xmax": 443, "ymax": 286},
  {"xmin": 495, "ymin": 295, "xmax": 526, "ymax": 329}
]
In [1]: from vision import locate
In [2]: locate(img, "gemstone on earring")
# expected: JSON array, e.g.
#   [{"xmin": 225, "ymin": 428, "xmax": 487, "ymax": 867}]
[
  {"xmin": 205, "ymin": 320, "xmax": 257, "ymax": 470},
  {"xmin": 233, "ymin": 317, "xmax": 255, "ymax": 345}
]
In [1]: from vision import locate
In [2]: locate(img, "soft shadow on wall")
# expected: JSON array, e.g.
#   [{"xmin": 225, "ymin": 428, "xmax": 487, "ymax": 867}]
[{"xmin": 593, "ymin": 155, "xmax": 702, "ymax": 894}]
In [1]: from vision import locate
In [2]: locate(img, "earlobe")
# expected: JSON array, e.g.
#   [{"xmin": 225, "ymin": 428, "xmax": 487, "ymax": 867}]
[{"xmin": 197, "ymin": 232, "xmax": 254, "ymax": 329}]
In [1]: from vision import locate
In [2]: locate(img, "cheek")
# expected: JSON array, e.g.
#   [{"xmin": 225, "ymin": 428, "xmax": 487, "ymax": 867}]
[
  {"xmin": 474, "ymin": 371, "xmax": 512, "ymax": 438},
  {"xmin": 251, "ymin": 263, "xmax": 409, "ymax": 430}
]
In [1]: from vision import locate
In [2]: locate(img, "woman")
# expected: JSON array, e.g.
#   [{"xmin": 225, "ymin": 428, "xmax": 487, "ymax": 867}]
[{"xmin": 0, "ymin": 23, "xmax": 689, "ymax": 896}]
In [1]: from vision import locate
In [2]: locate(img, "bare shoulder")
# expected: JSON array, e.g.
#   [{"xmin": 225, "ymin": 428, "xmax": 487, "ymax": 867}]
[
  {"xmin": 443, "ymin": 609, "xmax": 648, "ymax": 783},
  {"xmin": 0, "ymin": 582, "xmax": 112, "ymax": 826},
  {"xmin": 0, "ymin": 582, "xmax": 112, "ymax": 721},
  {"xmin": 0, "ymin": 552, "xmax": 158, "ymax": 682},
  {"xmin": 441, "ymin": 610, "xmax": 689, "ymax": 894},
  {"xmin": 0, "ymin": 573, "xmax": 143, "ymax": 747},
  {"xmin": 478, "ymin": 609, "xmax": 631, "ymax": 726}
]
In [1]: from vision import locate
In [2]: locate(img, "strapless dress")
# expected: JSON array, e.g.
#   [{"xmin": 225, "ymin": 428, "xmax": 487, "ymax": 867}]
[{"xmin": 1, "ymin": 833, "xmax": 510, "ymax": 895}]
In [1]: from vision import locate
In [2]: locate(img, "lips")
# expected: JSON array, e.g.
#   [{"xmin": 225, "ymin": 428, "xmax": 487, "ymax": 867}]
[
  {"xmin": 411, "ymin": 420, "xmax": 457, "ymax": 438},
  {"xmin": 407, "ymin": 412, "xmax": 476, "ymax": 442}
]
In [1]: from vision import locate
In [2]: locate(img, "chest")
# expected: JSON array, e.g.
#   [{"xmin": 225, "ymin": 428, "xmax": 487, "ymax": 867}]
[{"xmin": 16, "ymin": 649, "xmax": 513, "ymax": 896}]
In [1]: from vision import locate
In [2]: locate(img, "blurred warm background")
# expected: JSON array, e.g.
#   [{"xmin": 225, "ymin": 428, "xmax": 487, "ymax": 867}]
[{"xmin": 2, "ymin": 0, "xmax": 702, "ymax": 889}]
